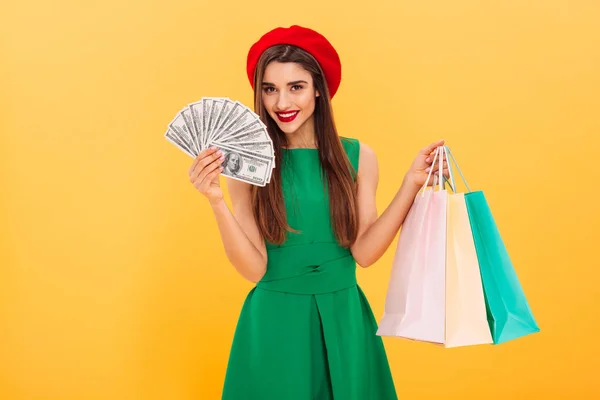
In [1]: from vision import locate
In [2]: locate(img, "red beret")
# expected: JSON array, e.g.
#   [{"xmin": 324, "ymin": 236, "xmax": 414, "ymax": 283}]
[{"xmin": 246, "ymin": 25, "xmax": 342, "ymax": 98}]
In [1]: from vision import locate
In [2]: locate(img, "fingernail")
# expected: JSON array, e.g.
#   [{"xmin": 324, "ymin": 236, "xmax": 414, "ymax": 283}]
[
  {"xmin": 220, "ymin": 155, "xmax": 225, "ymax": 160},
  {"xmin": 425, "ymin": 167, "xmax": 431, "ymax": 172},
  {"xmin": 426, "ymin": 157, "xmax": 431, "ymax": 162}
]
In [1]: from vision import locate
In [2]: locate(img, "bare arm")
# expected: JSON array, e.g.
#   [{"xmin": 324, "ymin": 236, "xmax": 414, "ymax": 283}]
[
  {"xmin": 211, "ymin": 179, "xmax": 267, "ymax": 282},
  {"xmin": 188, "ymin": 147, "xmax": 267, "ymax": 282},
  {"xmin": 350, "ymin": 140, "xmax": 448, "ymax": 267}
]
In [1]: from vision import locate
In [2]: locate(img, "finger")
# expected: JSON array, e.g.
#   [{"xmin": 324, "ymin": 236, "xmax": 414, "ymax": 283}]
[
  {"xmin": 188, "ymin": 147, "xmax": 219, "ymax": 176},
  {"xmin": 189, "ymin": 147, "xmax": 216, "ymax": 175},
  {"xmin": 194, "ymin": 156, "xmax": 224, "ymax": 184},
  {"xmin": 425, "ymin": 160, "xmax": 448, "ymax": 173},
  {"xmin": 207, "ymin": 166, "xmax": 224, "ymax": 183},
  {"xmin": 426, "ymin": 155, "xmax": 449, "ymax": 165},
  {"xmin": 424, "ymin": 145, "xmax": 448, "ymax": 163},
  {"xmin": 420, "ymin": 139, "xmax": 445, "ymax": 156},
  {"xmin": 194, "ymin": 158, "xmax": 224, "ymax": 187},
  {"xmin": 191, "ymin": 149, "xmax": 224, "ymax": 181},
  {"xmin": 199, "ymin": 166, "xmax": 224, "ymax": 192}
]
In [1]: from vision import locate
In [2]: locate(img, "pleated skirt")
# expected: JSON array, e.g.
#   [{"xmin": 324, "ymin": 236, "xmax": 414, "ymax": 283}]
[{"xmin": 221, "ymin": 285, "xmax": 398, "ymax": 400}]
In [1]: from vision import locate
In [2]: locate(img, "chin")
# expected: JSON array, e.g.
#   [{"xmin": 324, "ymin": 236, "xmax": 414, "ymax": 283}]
[
  {"xmin": 268, "ymin": 117, "xmax": 297, "ymax": 134},
  {"xmin": 277, "ymin": 124, "xmax": 301, "ymax": 135}
]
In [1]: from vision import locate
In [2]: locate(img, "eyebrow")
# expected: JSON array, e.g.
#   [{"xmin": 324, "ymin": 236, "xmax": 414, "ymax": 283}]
[{"xmin": 261, "ymin": 80, "xmax": 308, "ymax": 86}]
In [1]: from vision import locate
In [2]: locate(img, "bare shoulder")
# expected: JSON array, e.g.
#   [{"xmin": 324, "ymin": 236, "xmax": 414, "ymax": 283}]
[{"xmin": 357, "ymin": 141, "xmax": 379, "ymax": 184}]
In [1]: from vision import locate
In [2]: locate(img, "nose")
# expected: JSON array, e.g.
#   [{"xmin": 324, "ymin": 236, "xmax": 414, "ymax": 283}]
[{"xmin": 275, "ymin": 91, "xmax": 292, "ymax": 111}]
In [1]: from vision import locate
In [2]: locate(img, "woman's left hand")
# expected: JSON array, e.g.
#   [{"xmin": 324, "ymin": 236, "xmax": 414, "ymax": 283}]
[{"xmin": 403, "ymin": 139, "xmax": 450, "ymax": 189}]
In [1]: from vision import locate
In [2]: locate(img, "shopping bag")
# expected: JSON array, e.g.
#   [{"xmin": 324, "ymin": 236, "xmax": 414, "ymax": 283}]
[
  {"xmin": 377, "ymin": 147, "xmax": 447, "ymax": 343},
  {"xmin": 443, "ymin": 146, "xmax": 493, "ymax": 347},
  {"xmin": 463, "ymin": 190, "xmax": 540, "ymax": 344},
  {"xmin": 443, "ymin": 147, "xmax": 540, "ymax": 344}
]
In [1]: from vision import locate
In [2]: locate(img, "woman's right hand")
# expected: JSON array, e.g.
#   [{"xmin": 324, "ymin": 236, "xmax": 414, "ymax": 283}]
[{"xmin": 188, "ymin": 147, "xmax": 225, "ymax": 206}]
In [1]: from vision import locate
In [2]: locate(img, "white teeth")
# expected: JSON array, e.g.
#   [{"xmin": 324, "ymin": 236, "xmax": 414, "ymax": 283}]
[{"xmin": 278, "ymin": 112, "xmax": 297, "ymax": 118}]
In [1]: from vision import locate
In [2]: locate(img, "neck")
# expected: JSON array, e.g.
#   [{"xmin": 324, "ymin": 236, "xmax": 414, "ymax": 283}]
[{"xmin": 285, "ymin": 117, "xmax": 317, "ymax": 149}]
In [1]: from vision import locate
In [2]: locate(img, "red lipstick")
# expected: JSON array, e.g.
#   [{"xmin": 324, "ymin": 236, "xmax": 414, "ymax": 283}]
[{"xmin": 275, "ymin": 111, "xmax": 299, "ymax": 123}]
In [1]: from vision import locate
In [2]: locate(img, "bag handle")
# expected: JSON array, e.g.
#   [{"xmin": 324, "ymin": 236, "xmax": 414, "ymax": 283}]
[
  {"xmin": 442, "ymin": 146, "xmax": 455, "ymax": 192},
  {"xmin": 421, "ymin": 146, "xmax": 438, "ymax": 194},
  {"xmin": 420, "ymin": 145, "xmax": 471, "ymax": 197},
  {"xmin": 438, "ymin": 146, "xmax": 455, "ymax": 192},
  {"xmin": 420, "ymin": 146, "xmax": 446, "ymax": 197},
  {"xmin": 444, "ymin": 145, "xmax": 471, "ymax": 193}
]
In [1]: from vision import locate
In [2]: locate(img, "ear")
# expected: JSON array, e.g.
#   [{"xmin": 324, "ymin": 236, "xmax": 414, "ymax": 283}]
[{"xmin": 315, "ymin": 89, "xmax": 320, "ymax": 97}]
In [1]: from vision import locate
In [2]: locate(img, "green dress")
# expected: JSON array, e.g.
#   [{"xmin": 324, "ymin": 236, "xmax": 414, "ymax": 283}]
[{"xmin": 222, "ymin": 137, "xmax": 398, "ymax": 400}]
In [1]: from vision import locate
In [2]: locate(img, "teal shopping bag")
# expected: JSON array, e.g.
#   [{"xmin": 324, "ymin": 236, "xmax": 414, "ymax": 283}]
[
  {"xmin": 463, "ymin": 190, "xmax": 540, "ymax": 344},
  {"xmin": 444, "ymin": 146, "xmax": 539, "ymax": 344}
]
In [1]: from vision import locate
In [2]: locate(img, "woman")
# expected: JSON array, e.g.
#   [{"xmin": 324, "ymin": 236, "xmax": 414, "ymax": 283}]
[{"xmin": 188, "ymin": 25, "xmax": 448, "ymax": 399}]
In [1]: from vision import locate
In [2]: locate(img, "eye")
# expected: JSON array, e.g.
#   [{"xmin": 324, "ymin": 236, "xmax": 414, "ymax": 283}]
[
  {"xmin": 262, "ymin": 86, "xmax": 276, "ymax": 94},
  {"xmin": 291, "ymin": 85, "xmax": 304, "ymax": 91}
]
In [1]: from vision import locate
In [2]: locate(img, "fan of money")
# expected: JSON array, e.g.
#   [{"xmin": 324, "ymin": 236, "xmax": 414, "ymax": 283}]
[{"xmin": 164, "ymin": 97, "xmax": 275, "ymax": 187}]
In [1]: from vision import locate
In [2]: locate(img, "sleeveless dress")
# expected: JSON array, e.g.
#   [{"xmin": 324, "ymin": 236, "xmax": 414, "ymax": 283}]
[{"xmin": 221, "ymin": 137, "xmax": 398, "ymax": 400}]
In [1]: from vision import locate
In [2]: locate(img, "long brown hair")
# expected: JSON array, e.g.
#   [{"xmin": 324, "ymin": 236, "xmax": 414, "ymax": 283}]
[{"xmin": 250, "ymin": 45, "xmax": 359, "ymax": 247}]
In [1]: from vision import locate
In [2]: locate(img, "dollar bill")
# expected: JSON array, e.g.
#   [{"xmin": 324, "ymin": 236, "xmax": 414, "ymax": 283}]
[
  {"xmin": 212, "ymin": 142, "xmax": 274, "ymax": 183},
  {"xmin": 212, "ymin": 144, "xmax": 273, "ymax": 186},
  {"xmin": 188, "ymin": 100, "xmax": 205, "ymax": 152},
  {"xmin": 201, "ymin": 98, "xmax": 213, "ymax": 150},
  {"xmin": 212, "ymin": 140, "xmax": 274, "ymax": 160},
  {"xmin": 218, "ymin": 119, "xmax": 268, "ymax": 143},
  {"xmin": 166, "ymin": 97, "xmax": 277, "ymax": 187},
  {"xmin": 164, "ymin": 128, "xmax": 195, "ymax": 158},
  {"xmin": 219, "ymin": 104, "xmax": 260, "ymax": 140},
  {"xmin": 212, "ymin": 100, "xmax": 244, "ymax": 141},
  {"xmin": 222, "ymin": 125, "xmax": 271, "ymax": 145},
  {"xmin": 205, "ymin": 97, "xmax": 225, "ymax": 146},
  {"xmin": 207, "ymin": 98, "xmax": 234, "ymax": 145},
  {"xmin": 169, "ymin": 112, "xmax": 198, "ymax": 156},
  {"xmin": 179, "ymin": 107, "xmax": 199, "ymax": 153}
]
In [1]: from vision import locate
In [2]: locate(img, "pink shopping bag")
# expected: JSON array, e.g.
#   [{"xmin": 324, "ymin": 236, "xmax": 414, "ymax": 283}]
[{"xmin": 377, "ymin": 147, "xmax": 448, "ymax": 343}]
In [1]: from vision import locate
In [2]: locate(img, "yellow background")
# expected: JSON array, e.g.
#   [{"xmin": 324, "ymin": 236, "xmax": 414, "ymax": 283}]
[{"xmin": 2, "ymin": 0, "xmax": 599, "ymax": 398}]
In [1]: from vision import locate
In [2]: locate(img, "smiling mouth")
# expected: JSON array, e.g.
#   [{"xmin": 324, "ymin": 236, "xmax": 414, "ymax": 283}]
[{"xmin": 275, "ymin": 111, "xmax": 299, "ymax": 123}]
